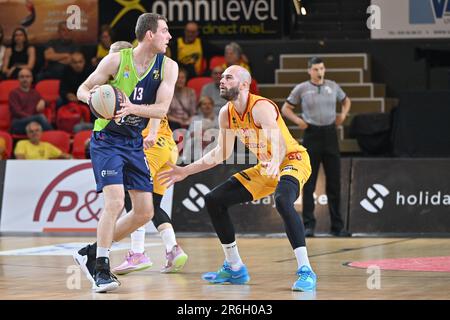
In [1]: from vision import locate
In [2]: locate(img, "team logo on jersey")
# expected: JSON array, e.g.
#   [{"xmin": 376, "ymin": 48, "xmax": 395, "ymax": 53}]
[
  {"xmin": 152, "ymin": 69, "xmax": 160, "ymax": 80},
  {"xmin": 124, "ymin": 65, "xmax": 130, "ymax": 79}
]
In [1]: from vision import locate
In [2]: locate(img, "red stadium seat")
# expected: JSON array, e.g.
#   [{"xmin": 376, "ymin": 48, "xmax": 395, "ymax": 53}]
[
  {"xmin": 41, "ymin": 130, "xmax": 71, "ymax": 154},
  {"xmin": 0, "ymin": 130, "xmax": 13, "ymax": 159},
  {"xmin": 0, "ymin": 80, "xmax": 20, "ymax": 103},
  {"xmin": 35, "ymin": 79, "xmax": 60, "ymax": 102},
  {"xmin": 36, "ymin": 79, "xmax": 60, "ymax": 124},
  {"xmin": 209, "ymin": 56, "xmax": 225, "ymax": 70},
  {"xmin": 0, "ymin": 104, "xmax": 11, "ymax": 131},
  {"xmin": 186, "ymin": 77, "xmax": 213, "ymax": 100},
  {"xmin": 72, "ymin": 130, "xmax": 91, "ymax": 159}
]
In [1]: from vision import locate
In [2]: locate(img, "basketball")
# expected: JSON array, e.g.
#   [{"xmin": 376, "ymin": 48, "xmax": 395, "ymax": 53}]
[{"xmin": 89, "ymin": 84, "xmax": 127, "ymax": 120}]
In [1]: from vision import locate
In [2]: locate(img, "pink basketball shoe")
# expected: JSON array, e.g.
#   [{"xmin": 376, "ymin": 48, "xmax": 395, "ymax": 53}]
[
  {"xmin": 112, "ymin": 250, "xmax": 153, "ymax": 275},
  {"xmin": 161, "ymin": 245, "xmax": 188, "ymax": 273}
]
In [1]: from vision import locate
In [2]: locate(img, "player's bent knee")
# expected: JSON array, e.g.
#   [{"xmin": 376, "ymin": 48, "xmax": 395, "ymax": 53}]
[
  {"xmin": 204, "ymin": 191, "xmax": 220, "ymax": 209},
  {"xmin": 274, "ymin": 193, "xmax": 293, "ymax": 214},
  {"xmin": 134, "ymin": 203, "xmax": 154, "ymax": 224},
  {"xmin": 104, "ymin": 198, "xmax": 125, "ymax": 216}
]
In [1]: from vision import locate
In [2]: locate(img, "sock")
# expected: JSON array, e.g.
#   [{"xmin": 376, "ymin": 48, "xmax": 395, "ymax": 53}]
[
  {"xmin": 294, "ymin": 246, "xmax": 311, "ymax": 269},
  {"xmin": 222, "ymin": 241, "xmax": 243, "ymax": 271},
  {"xmin": 131, "ymin": 226, "xmax": 146, "ymax": 254},
  {"xmin": 97, "ymin": 246, "xmax": 110, "ymax": 258},
  {"xmin": 160, "ymin": 228, "xmax": 177, "ymax": 252}
]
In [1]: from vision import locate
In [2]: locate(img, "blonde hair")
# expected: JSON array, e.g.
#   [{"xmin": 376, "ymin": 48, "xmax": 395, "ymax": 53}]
[{"xmin": 110, "ymin": 41, "xmax": 133, "ymax": 53}]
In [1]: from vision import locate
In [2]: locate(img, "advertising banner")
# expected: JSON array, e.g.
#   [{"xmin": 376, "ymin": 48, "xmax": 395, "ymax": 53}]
[
  {"xmin": 171, "ymin": 159, "xmax": 350, "ymax": 234},
  {"xmin": 98, "ymin": 0, "xmax": 283, "ymax": 41},
  {"xmin": 0, "ymin": 160, "xmax": 172, "ymax": 233},
  {"xmin": 371, "ymin": 0, "xmax": 450, "ymax": 39},
  {"xmin": 0, "ymin": 0, "xmax": 98, "ymax": 44},
  {"xmin": 349, "ymin": 159, "xmax": 450, "ymax": 234}
]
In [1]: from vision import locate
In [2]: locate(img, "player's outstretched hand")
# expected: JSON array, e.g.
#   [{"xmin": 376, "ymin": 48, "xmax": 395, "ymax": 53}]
[{"xmin": 158, "ymin": 162, "xmax": 188, "ymax": 187}]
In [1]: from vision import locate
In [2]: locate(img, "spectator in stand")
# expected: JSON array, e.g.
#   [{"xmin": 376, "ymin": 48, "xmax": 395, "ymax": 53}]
[
  {"xmin": 188, "ymin": 96, "xmax": 219, "ymax": 133},
  {"xmin": 0, "ymin": 25, "xmax": 7, "ymax": 78},
  {"xmin": 0, "ymin": 136, "xmax": 6, "ymax": 160},
  {"xmin": 37, "ymin": 21, "xmax": 79, "ymax": 80},
  {"xmin": 167, "ymin": 67, "xmax": 197, "ymax": 130},
  {"xmin": 169, "ymin": 22, "xmax": 220, "ymax": 79},
  {"xmin": 184, "ymin": 96, "xmax": 219, "ymax": 162},
  {"xmin": 59, "ymin": 52, "xmax": 93, "ymax": 107},
  {"xmin": 2, "ymin": 27, "xmax": 36, "ymax": 79},
  {"xmin": 200, "ymin": 65, "xmax": 226, "ymax": 115},
  {"xmin": 222, "ymin": 42, "xmax": 250, "ymax": 72},
  {"xmin": 91, "ymin": 25, "xmax": 113, "ymax": 67},
  {"xmin": 14, "ymin": 121, "xmax": 70, "ymax": 159},
  {"xmin": 9, "ymin": 68, "xmax": 52, "ymax": 135}
]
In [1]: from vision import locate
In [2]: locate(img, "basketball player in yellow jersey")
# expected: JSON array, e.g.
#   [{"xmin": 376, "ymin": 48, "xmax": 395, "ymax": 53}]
[
  {"xmin": 114, "ymin": 116, "xmax": 188, "ymax": 274},
  {"xmin": 159, "ymin": 65, "xmax": 317, "ymax": 291}
]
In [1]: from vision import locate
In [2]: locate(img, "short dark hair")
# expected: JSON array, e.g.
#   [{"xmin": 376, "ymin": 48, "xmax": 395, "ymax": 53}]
[
  {"xmin": 135, "ymin": 13, "xmax": 167, "ymax": 42},
  {"xmin": 308, "ymin": 57, "xmax": 324, "ymax": 68}
]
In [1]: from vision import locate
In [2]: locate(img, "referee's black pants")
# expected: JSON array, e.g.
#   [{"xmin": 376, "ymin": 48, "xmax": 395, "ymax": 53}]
[{"xmin": 301, "ymin": 124, "xmax": 344, "ymax": 233}]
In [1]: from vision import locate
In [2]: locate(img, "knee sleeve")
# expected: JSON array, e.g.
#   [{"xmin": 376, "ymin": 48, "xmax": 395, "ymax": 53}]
[{"xmin": 152, "ymin": 193, "xmax": 172, "ymax": 228}]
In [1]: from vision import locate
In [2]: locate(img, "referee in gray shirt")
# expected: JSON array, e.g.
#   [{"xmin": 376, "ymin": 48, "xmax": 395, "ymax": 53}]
[{"xmin": 281, "ymin": 57, "xmax": 351, "ymax": 237}]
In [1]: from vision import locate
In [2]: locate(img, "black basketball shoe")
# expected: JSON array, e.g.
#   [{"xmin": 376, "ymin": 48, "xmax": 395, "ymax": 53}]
[
  {"xmin": 94, "ymin": 257, "xmax": 121, "ymax": 293},
  {"xmin": 73, "ymin": 243, "xmax": 97, "ymax": 289}
]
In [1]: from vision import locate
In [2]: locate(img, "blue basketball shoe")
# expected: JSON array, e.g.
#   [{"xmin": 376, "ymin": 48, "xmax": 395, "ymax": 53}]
[
  {"xmin": 202, "ymin": 261, "xmax": 250, "ymax": 284},
  {"xmin": 292, "ymin": 265, "xmax": 317, "ymax": 292}
]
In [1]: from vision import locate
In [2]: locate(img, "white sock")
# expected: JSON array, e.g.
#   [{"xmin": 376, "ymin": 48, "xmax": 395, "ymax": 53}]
[
  {"xmin": 97, "ymin": 247, "xmax": 110, "ymax": 258},
  {"xmin": 222, "ymin": 241, "xmax": 243, "ymax": 271},
  {"xmin": 294, "ymin": 246, "xmax": 311, "ymax": 269},
  {"xmin": 131, "ymin": 226, "xmax": 146, "ymax": 254},
  {"xmin": 160, "ymin": 228, "xmax": 177, "ymax": 252}
]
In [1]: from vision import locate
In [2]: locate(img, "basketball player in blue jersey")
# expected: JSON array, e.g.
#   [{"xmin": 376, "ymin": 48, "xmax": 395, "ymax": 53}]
[{"xmin": 74, "ymin": 13, "xmax": 178, "ymax": 293}]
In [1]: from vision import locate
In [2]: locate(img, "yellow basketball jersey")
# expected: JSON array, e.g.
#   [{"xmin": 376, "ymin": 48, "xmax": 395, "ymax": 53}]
[
  {"xmin": 228, "ymin": 93, "xmax": 306, "ymax": 161},
  {"xmin": 141, "ymin": 116, "xmax": 173, "ymax": 139},
  {"xmin": 177, "ymin": 37, "xmax": 203, "ymax": 75}
]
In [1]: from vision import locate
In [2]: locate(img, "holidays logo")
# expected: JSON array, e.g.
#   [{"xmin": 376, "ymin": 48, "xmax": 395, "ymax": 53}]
[
  {"xmin": 182, "ymin": 184, "xmax": 211, "ymax": 212},
  {"xmin": 360, "ymin": 183, "xmax": 450, "ymax": 213},
  {"xmin": 360, "ymin": 184, "xmax": 390, "ymax": 213},
  {"xmin": 410, "ymin": 0, "xmax": 450, "ymax": 24}
]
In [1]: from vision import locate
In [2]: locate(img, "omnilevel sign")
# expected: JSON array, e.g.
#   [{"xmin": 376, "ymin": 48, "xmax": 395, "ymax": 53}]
[
  {"xmin": 350, "ymin": 159, "xmax": 450, "ymax": 234},
  {"xmin": 99, "ymin": 0, "xmax": 283, "ymax": 40}
]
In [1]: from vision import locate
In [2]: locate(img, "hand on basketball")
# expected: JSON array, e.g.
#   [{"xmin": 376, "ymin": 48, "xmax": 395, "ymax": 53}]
[
  {"xmin": 158, "ymin": 162, "xmax": 188, "ymax": 187},
  {"xmin": 87, "ymin": 85, "xmax": 100, "ymax": 105},
  {"xmin": 116, "ymin": 95, "xmax": 135, "ymax": 119},
  {"xmin": 261, "ymin": 160, "xmax": 280, "ymax": 180}
]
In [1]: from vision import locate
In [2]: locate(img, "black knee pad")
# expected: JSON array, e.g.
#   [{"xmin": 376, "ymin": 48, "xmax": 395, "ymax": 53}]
[
  {"xmin": 275, "ymin": 176, "xmax": 300, "ymax": 214},
  {"xmin": 152, "ymin": 193, "xmax": 172, "ymax": 228}
]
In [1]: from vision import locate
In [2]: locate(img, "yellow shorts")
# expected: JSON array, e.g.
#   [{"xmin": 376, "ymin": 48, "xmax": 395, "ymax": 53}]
[
  {"xmin": 144, "ymin": 135, "xmax": 178, "ymax": 195},
  {"xmin": 233, "ymin": 151, "xmax": 311, "ymax": 200}
]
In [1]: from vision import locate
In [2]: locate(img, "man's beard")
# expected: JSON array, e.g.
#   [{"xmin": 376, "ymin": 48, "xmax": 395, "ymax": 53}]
[{"xmin": 220, "ymin": 86, "xmax": 240, "ymax": 101}]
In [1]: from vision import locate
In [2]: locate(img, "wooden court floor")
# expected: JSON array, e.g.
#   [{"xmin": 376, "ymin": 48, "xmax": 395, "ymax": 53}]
[{"xmin": 0, "ymin": 235, "xmax": 449, "ymax": 300}]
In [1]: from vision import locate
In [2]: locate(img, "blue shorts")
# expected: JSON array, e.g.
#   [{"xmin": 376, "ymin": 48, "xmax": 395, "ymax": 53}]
[{"xmin": 90, "ymin": 131, "xmax": 153, "ymax": 193}]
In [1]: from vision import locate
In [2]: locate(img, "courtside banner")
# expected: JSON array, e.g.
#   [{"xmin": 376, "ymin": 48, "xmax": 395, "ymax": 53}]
[
  {"xmin": 349, "ymin": 159, "xmax": 450, "ymax": 234},
  {"xmin": 0, "ymin": 160, "xmax": 172, "ymax": 233},
  {"xmin": 171, "ymin": 159, "xmax": 350, "ymax": 233},
  {"xmin": 371, "ymin": 0, "xmax": 450, "ymax": 39}
]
